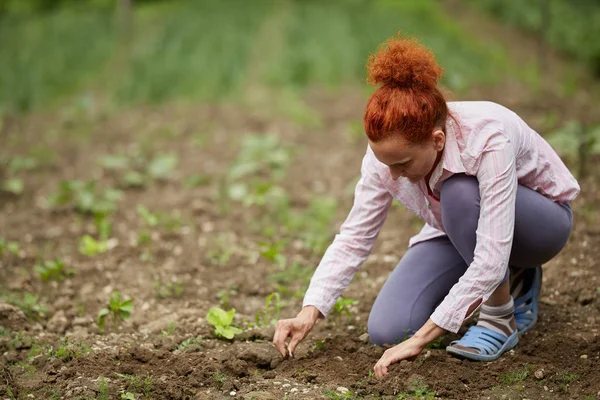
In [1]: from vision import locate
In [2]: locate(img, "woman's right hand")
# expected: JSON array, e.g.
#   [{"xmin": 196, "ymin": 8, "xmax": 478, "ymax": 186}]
[{"xmin": 273, "ymin": 305, "xmax": 322, "ymax": 358}]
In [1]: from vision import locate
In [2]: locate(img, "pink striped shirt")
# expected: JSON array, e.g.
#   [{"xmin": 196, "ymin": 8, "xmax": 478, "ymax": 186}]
[{"xmin": 303, "ymin": 101, "xmax": 580, "ymax": 333}]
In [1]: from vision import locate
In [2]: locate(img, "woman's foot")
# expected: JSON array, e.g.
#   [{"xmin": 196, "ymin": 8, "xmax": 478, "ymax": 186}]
[
  {"xmin": 511, "ymin": 266, "xmax": 542, "ymax": 334},
  {"xmin": 446, "ymin": 298, "xmax": 518, "ymax": 361}
]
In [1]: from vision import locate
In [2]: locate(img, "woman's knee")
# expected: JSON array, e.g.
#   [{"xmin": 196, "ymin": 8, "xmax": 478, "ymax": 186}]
[
  {"xmin": 367, "ymin": 311, "xmax": 413, "ymax": 347},
  {"xmin": 441, "ymin": 174, "xmax": 480, "ymax": 236}
]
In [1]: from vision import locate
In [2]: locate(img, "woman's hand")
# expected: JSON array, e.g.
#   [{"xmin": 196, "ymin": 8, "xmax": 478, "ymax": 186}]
[
  {"xmin": 373, "ymin": 319, "xmax": 446, "ymax": 378},
  {"xmin": 373, "ymin": 337, "xmax": 425, "ymax": 378},
  {"xmin": 273, "ymin": 306, "xmax": 322, "ymax": 358}
]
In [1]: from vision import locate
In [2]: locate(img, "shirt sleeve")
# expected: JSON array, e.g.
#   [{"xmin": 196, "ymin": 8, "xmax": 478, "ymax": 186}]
[
  {"xmin": 430, "ymin": 140, "xmax": 518, "ymax": 333},
  {"xmin": 303, "ymin": 152, "xmax": 393, "ymax": 317}
]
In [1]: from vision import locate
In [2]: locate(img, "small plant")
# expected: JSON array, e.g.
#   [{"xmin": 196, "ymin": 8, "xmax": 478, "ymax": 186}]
[
  {"xmin": 115, "ymin": 373, "xmax": 153, "ymax": 398},
  {"xmin": 206, "ymin": 307, "xmax": 243, "ymax": 340},
  {"xmin": 2, "ymin": 178, "xmax": 24, "ymax": 195},
  {"xmin": 97, "ymin": 291, "xmax": 134, "ymax": 333},
  {"xmin": 216, "ymin": 286, "xmax": 238, "ymax": 309},
  {"xmin": 160, "ymin": 322, "xmax": 177, "ymax": 336},
  {"xmin": 254, "ymin": 292, "xmax": 281, "ymax": 327},
  {"xmin": 0, "ymin": 238, "xmax": 20, "ymax": 256},
  {"xmin": 98, "ymin": 377, "xmax": 109, "ymax": 400},
  {"xmin": 206, "ymin": 233, "xmax": 234, "ymax": 266},
  {"xmin": 396, "ymin": 380, "xmax": 436, "ymax": 399},
  {"xmin": 212, "ymin": 371, "xmax": 227, "ymax": 388},
  {"xmin": 499, "ymin": 366, "xmax": 530, "ymax": 384},
  {"xmin": 79, "ymin": 234, "xmax": 109, "ymax": 256},
  {"xmin": 332, "ymin": 297, "xmax": 358, "ymax": 319},
  {"xmin": 258, "ymin": 239, "xmax": 287, "ymax": 268},
  {"xmin": 176, "ymin": 337, "xmax": 202, "ymax": 352},
  {"xmin": 120, "ymin": 391, "xmax": 135, "ymax": 400},
  {"xmin": 47, "ymin": 180, "xmax": 123, "ymax": 215},
  {"xmin": 97, "ymin": 151, "xmax": 179, "ymax": 188},
  {"xmin": 12, "ymin": 292, "xmax": 47, "ymax": 319},
  {"xmin": 51, "ymin": 339, "xmax": 91, "ymax": 362},
  {"xmin": 313, "ymin": 341, "xmax": 326, "ymax": 351},
  {"xmin": 154, "ymin": 280, "xmax": 184, "ymax": 299}
]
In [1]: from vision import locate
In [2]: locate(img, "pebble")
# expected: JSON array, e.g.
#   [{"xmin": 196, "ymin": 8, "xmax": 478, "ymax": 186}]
[
  {"xmin": 334, "ymin": 356, "xmax": 343, "ymax": 361},
  {"xmin": 580, "ymin": 354, "xmax": 588, "ymax": 359},
  {"xmin": 290, "ymin": 388, "xmax": 298, "ymax": 393},
  {"xmin": 358, "ymin": 333, "xmax": 370, "ymax": 343},
  {"xmin": 282, "ymin": 384, "xmax": 291, "ymax": 388},
  {"xmin": 336, "ymin": 387, "xmax": 349, "ymax": 394},
  {"xmin": 534, "ymin": 370, "xmax": 544, "ymax": 380},
  {"xmin": 230, "ymin": 391, "xmax": 236, "ymax": 396}
]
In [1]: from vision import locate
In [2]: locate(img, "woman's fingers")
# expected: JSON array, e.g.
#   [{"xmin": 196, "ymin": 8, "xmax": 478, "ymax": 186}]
[
  {"xmin": 286, "ymin": 329, "xmax": 306, "ymax": 357},
  {"xmin": 273, "ymin": 320, "xmax": 292, "ymax": 357}
]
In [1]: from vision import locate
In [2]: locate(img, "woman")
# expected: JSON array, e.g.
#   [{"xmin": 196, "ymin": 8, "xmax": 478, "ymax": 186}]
[{"xmin": 272, "ymin": 35, "xmax": 579, "ymax": 378}]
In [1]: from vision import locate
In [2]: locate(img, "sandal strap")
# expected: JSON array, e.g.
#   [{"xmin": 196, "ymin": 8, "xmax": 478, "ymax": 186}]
[{"xmin": 450, "ymin": 326, "xmax": 510, "ymax": 355}]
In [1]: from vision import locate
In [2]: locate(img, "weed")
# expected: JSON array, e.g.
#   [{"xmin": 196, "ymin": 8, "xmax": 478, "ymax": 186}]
[
  {"xmin": 322, "ymin": 388, "xmax": 357, "ymax": 399},
  {"xmin": 216, "ymin": 285, "xmax": 238, "ymax": 309},
  {"xmin": 97, "ymin": 291, "xmax": 134, "ymax": 333},
  {"xmin": 0, "ymin": 238, "xmax": 20, "ymax": 256},
  {"xmin": 120, "ymin": 391, "xmax": 136, "ymax": 399},
  {"xmin": 254, "ymin": 292, "xmax": 281, "ymax": 327},
  {"xmin": 176, "ymin": 337, "xmax": 202, "ymax": 352},
  {"xmin": 51, "ymin": 339, "xmax": 91, "ymax": 362},
  {"xmin": 183, "ymin": 174, "xmax": 211, "ymax": 188},
  {"xmin": 212, "ymin": 371, "xmax": 227, "ymax": 388},
  {"xmin": 313, "ymin": 341, "xmax": 325, "ymax": 351},
  {"xmin": 160, "ymin": 322, "xmax": 177, "ymax": 336},
  {"xmin": 206, "ymin": 307, "xmax": 243, "ymax": 340},
  {"xmin": 115, "ymin": 372, "xmax": 153, "ymax": 397},
  {"xmin": 47, "ymin": 180, "xmax": 123, "ymax": 216},
  {"xmin": 79, "ymin": 234, "xmax": 109, "ymax": 256},
  {"xmin": 555, "ymin": 371, "xmax": 579, "ymax": 388},
  {"xmin": 98, "ymin": 377, "xmax": 109, "ymax": 400},
  {"xmin": 98, "ymin": 151, "xmax": 178, "ymax": 187},
  {"xmin": 206, "ymin": 233, "xmax": 234, "ymax": 266},
  {"xmin": 2, "ymin": 178, "xmax": 24, "ymax": 195},
  {"xmin": 11, "ymin": 292, "xmax": 47, "ymax": 319},
  {"xmin": 332, "ymin": 297, "xmax": 358, "ymax": 319},
  {"xmin": 396, "ymin": 380, "xmax": 436, "ymax": 399},
  {"xmin": 33, "ymin": 258, "xmax": 73, "ymax": 281},
  {"xmin": 154, "ymin": 279, "xmax": 184, "ymax": 299},
  {"xmin": 258, "ymin": 239, "xmax": 287, "ymax": 268},
  {"xmin": 499, "ymin": 366, "xmax": 529, "ymax": 384},
  {"xmin": 424, "ymin": 335, "xmax": 446, "ymax": 350}
]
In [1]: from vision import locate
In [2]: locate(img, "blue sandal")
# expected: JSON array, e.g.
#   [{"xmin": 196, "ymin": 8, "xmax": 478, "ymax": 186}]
[
  {"xmin": 446, "ymin": 326, "xmax": 519, "ymax": 362},
  {"xmin": 514, "ymin": 266, "xmax": 542, "ymax": 334}
]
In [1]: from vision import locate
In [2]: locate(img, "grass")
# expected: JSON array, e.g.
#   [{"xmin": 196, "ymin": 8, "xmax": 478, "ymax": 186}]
[
  {"xmin": 498, "ymin": 366, "xmax": 530, "ymax": 384},
  {"xmin": 0, "ymin": 0, "xmax": 519, "ymax": 113}
]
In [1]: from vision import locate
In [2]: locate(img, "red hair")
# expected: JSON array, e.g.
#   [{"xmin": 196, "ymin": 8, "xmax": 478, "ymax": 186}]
[{"xmin": 364, "ymin": 34, "xmax": 448, "ymax": 145}]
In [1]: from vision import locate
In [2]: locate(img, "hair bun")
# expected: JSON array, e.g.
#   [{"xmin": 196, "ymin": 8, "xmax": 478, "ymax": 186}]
[{"xmin": 367, "ymin": 34, "xmax": 443, "ymax": 89}]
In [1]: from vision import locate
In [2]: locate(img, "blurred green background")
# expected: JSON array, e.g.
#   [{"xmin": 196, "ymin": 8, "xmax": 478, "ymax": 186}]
[
  {"xmin": 0, "ymin": 0, "xmax": 536, "ymax": 113},
  {"xmin": 0, "ymin": 0, "xmax": 599, "ymax": 118}
]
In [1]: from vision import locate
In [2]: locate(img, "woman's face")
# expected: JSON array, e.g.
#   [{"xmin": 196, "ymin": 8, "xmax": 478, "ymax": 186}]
[{"xmin": 369, "ymin": 130, "xmax": 445, "ymax": 183}]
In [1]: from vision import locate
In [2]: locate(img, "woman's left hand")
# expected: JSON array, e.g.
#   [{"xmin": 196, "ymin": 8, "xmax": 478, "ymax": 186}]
[{"xmin": 373, "ymin": 336, "xmax": 425, "ymax": 378}]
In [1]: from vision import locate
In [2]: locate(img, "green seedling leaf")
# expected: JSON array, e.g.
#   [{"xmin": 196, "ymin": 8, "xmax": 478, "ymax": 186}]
[
  {"xmin": 206, "ymin": 307, "xmax": 241, "ymax": 340},
  {"xmin": 122, "ymin": 170, "xmax": 147, "ymax": 188},
  {"xmin": 9, "ymin": 156, "xmax": 37, "ymax": 173},
  {"xmin": 137, "ymin": 205, "xmax": 158, "ymax": 227},
  {"xmin": 3, "ymin": 178, "xmax": 24, "ymax": 194},
  {"xmin": 79, "ymin": 235, "xmax": 108, "ymax": 256},
  {"xmin": 148, "ymin": 154, "xmax": 178, "ymax": 179},
  {"xmin": 97, "ymin": 155, "xmax": 129, "ymax": 170}
]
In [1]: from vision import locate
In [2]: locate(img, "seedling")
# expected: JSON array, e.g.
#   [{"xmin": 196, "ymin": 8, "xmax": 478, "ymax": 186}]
[
  {"xmin": 175, "ymin": 337, "xmax": 202, "ymax": 352},
  {"xmin": 97, "ymin": 291, "xmax": 134, "ymax": 333},
  {"xmin": 332, "ymin": 297, "xmax": 358, "ymax": 319},
  {"xmin": 183, "ymin": 174, "xmax": 210, "ymax": 188},
  {"xmin": 98, "ymin": 377, "xmax": 109, "ymax": 400},
  {"xmin": 48, "ymin": 180, "xmax": 122, "ymax": 215},
  {"xmin": 12, "ymin": 292, "xmax": 47, "ymax": 319},
  {"xmin": 34, "ymin": 259, "xmax": 74, "ymax": 281},
  {"xmin": 259, "ymin": 239, "xmax": 287, "ymax": 268},
  {"xmin": 216, "ymin": 285, "xmax": 238, "ymax": 309},
  {"xmin": 206, "ymin": 233, "xmax": 234, "ymax": 266},
  {"xmin": 2, "ymin": 178, "xmax": 24, "ymax": 195},
  {"xmin": 120, "ymin": 391, "xmax": 135, "ymax": 400},
  {"xmin": 51, "ymin": 338, "xmax": 91, "ymax": 362},
  {"xmin": 115, "ymin": 373, "xmax": 153, "ymax": 398},
  {"xmin": 498, "ymin": 366, "xmax": 529, "ymax": 384},
  {"xmin": 212, "ymin": 371, "xmax": 227, "ymax": 388},
  {"xmin": 154, "ymin": 280, "xmax": 184, "ymax": 299},
  {"xmin": 97, "ymin": 151, "xmax": 179, "ymax": 187},
  {"xmin": 0, "ymin": 239, "xmax": 20, "ymax": 256},
  {"xmin": 160, "ymin": 322, "xmax": 177, "ymax": 336},
  {"xmin": 396, "ymin": 380, "xmax": 436, "ymax": 399},
  {"xmin": 206, "ymin": 307, "xmax": 243, "ymax": 340},
  {"xmin": 254, "ymin": 292, "xmax": 281, "ymax": 327},
  {"xmin": 79, "ymin": 234, "xmax": 109, "ymax": 256}
]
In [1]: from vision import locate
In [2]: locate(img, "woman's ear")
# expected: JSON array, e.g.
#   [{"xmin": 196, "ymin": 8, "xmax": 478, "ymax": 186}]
[{"xmin": 432, "ymin": 129, "xmax": 445, "ymax": 151}]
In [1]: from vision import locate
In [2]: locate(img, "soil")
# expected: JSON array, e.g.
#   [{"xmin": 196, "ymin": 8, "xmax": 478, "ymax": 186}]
[{"xmin": 2, "ymin": 6, "xmax": 600, "ymax": 400}]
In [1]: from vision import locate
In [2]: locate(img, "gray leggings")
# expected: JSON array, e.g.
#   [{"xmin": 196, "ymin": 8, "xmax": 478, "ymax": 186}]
[{"xmin": 367, "ymin": 174, "xmax": 573, "ymax": 346}]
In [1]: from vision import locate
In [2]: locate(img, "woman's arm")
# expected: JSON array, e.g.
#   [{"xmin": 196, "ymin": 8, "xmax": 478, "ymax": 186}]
[
  {"xmin": 302, "ymin": 149, "xmax": 393, "ymax": 318},
  {"xmin": 430, "ymin": 139, "xmax": 518, "ymax": 333}
]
